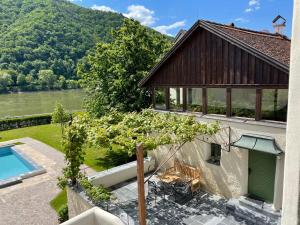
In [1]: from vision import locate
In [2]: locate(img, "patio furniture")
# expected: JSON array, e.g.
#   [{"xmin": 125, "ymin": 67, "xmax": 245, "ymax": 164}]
[
  {"xmin": 158, "ymin": 159, "xmax": 202, "ymax": 193},
  {"xmin": 172, "ymin": 181, "xmax": 193, "ymax": 204}
]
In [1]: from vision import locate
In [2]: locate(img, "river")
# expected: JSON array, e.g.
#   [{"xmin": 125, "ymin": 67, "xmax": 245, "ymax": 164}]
[{"xmin": 0, "ymin": 89, "xmax": 86, "ymax": 118}]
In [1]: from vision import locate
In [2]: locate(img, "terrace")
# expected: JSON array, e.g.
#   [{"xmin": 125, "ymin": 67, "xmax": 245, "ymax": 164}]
[{"xmin": 98, "ymin": 175, "xmax": 280, "ymax": 225}]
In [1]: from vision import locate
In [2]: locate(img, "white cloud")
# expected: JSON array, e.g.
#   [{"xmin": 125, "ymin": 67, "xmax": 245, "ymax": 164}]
[
  {"xmin": 123, "ymin": 5, "xmax": 155, "ymax": 26},
  {"xmin": 68, "ymin": 0, "xmax": 82, "ymax": 2},
  {"xmin": 91, "ymin": 5, "xmax": 116, "ymax": 13},
  {"xmin": 235, "ymin": 17, "xmax": 249, "ymax": 23},
  {"xmin": 154, "ymin": 21, "xmax": 186, "ymax": 36},
  {"xmin": 249, "ymin": 0, "xmax": 259, "ymax": 6},
  {"xmin": 245, "ymin": 0, "xmax": 260, "ymax": 13}
]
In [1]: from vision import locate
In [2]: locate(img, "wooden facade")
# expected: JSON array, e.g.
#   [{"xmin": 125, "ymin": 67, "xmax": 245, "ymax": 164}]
[
  {"xmin": 140, "ymin": 21, "xmax": 290, "ymax": 122},
  {"xmin": 142, "ymin": 29, "xmax": 289, "ymax": 88}
]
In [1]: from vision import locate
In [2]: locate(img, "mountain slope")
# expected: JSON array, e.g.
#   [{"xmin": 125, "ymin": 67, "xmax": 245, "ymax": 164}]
[{"xmin": 0, "ymin": 0, "xmax": 125, "ymax": 79}]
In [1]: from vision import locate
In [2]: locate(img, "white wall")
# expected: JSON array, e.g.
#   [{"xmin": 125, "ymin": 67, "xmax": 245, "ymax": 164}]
[
  {"xmin": 89, "ymin": 157, "xmax": 155, "ymax": 187},
  {"xmin": 281, "ymin": 0, "xmax": 300, "ymax": 224},
  {"xmin": 61, "ymin": 207, "xmax": 124, "ymax": 225},
  {"xmin": 149, "ymin": 114, "xmax": 286, "ymax": 210}
]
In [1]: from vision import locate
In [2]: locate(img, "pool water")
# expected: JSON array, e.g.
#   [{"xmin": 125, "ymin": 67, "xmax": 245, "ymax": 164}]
[{"xmin": 0, "ymin": 146, "xmax": 35, "ymax": 180}]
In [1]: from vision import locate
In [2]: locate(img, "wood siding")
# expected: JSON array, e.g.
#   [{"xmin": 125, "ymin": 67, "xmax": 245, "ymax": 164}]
[{"xmin": 146, "ymin": 29, "xmax": 289, "ymax": 88}]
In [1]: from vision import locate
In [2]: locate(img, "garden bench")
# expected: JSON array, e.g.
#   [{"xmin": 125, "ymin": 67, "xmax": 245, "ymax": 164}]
[{"xmin": 158, "ymin": 159, "xmax": 202, "ymax": 193}]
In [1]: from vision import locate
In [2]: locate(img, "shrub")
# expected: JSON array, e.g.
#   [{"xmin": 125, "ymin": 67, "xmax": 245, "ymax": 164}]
[
  {"xmin": 0, "ymin": 114, "xmax": 52, "ymax": 131},
  {"xmin": 79, "ymin": 177, "xmax": 111, "ymax": 204},
  {"xmin": 58, "ymin": 204, "xmax": 69, "ymax": 223}
]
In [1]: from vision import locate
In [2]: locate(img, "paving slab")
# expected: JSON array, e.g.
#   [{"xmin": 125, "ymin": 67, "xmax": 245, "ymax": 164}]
[{"xmin": 0, "ymin": 137, "xmax": 95, "ymax": 225}]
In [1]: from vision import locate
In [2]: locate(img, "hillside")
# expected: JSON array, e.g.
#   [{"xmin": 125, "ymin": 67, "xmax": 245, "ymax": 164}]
[{"xmin": 0, "ymin": 0, "xmax": 125, "ymax": 82}]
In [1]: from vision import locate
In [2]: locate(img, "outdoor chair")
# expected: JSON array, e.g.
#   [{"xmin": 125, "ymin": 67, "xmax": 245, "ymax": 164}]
[
  {"xmin": 172, "ymin": 181, "xmax": 193, "ymax": 204},
  {"xmin": 159, "ymin": 159, "xmax": 202, "ymax": 193}
]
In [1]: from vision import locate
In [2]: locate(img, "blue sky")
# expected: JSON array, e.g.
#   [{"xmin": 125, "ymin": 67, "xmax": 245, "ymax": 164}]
[{"xmin": 70, "ymin": 0, "xmax": 293, "ymax": 36}]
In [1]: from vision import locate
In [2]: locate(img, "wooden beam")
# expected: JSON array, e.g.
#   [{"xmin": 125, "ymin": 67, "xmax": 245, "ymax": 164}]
[
  {"xmin": 202, "ymin": 88, "xmax": 208, "ymax": 114},
  {"xmin": 226, "ymin": 88, "xmax": 232, "ymax": 117},
  {"xmin": 136, "ymin": 143, "xmax": 146, "ymax": 225},
  {"xmin": 183, "ymin": 88, "xmax": 187, "ymax": 111},
  {"xmin": 165, "ymin": 88, "xmax": 170, "ymax": 110},
  {"xmin": 256, "ymin": 88, "xmax": 262, "ymax": 120},
  {"xmin": 151, "ymin": 87, "xmax": 155, "ymax": 109}
]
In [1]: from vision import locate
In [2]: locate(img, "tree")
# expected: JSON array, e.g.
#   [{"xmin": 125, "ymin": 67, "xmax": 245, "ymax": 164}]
[
  {"xmin": 59, "ymin": 113, "xmax": 88, "ymax": 185},
  {"xmin": 52, "ymin": 102, "xmax": 70, "ymax": 135},
  {"xmin": 0, "ymin": 71, "xmax": 13, "ymax": 93},
  {"xmin": 38, "ymin": 69, "xmax": 57, "ymax": 89},
  {"xmin": 17, "ymin": 74, "xmax": 27, "ymax": 86},
  {"xmin": 79, "ymin": 19, "xmax": 171, "ymax": 117}
]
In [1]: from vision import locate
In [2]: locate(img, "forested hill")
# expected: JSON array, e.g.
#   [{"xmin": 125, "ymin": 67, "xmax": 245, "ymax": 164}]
[{"xmin": 0, "ymin": 0, "xmax": 124, "ymax": 82}]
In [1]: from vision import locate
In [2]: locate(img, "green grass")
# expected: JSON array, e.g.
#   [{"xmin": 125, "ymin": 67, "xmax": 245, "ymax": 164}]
[
  {"xmin": 50, "ymin": 189, "xmax": 67, "ymax": 213},
  {"xmin": 0, "ymin": 124, "xmax": 106, "ymax": 171},
  {"xmin": 0, "ymin": 124, "xmax": 63, "ymax": 151}
]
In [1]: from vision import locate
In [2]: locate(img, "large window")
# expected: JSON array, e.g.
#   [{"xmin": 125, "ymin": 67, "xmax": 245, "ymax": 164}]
[
  {"xmin": 207, "ymin": 88, "xmax": 226, "ymax": 115},
  {"xmin": 154, "ymin": 88, "xmax": 166, "ymax": 110},
  {"xmin": 262, "ymin": 89, "xmax": 288, "ymax": 122},
  {"xmin": 232, "ymin": 89, "xmax": 256, "ymax": 118},
  {"xmin": 169, "ymin": 88, "xmax": 183, "ymax": 111},
  {"xmin": 187, "ymin": 88, "xmax": 202, "ymax": 112}
]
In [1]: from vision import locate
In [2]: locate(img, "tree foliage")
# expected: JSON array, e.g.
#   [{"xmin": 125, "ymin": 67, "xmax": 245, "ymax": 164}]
[
  {"xmin": 60, "ymin": 113, "xmax": 88, "ymax": 185},
  {"xmin": 79, "ymin": 19, "xmax": 172, "ymax": 116},
  {"xmin": 58, "ymin": 109, "xmax": 219, "ymax": 187},
  {"xmin": 0, "ymin": 0, "xmax": 124, "ymax": 84},
  {"xmin": 52, "ymin": 102, "xmax": 70, "ymax": 135}
]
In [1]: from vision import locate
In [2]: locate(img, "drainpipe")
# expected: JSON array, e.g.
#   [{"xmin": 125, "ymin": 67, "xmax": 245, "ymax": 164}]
[{"xmin": 281, "ymin": 1, "xmax": 300, "ymax": 224}]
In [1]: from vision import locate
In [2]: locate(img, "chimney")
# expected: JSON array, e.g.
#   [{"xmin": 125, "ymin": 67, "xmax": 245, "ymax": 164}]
[{"xmin": 272, "ymin": 15, "xmax": 286, "ymax": 35}]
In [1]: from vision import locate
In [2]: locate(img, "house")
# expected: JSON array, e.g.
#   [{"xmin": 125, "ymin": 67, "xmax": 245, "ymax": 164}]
[{"xmin": 140, "ymin": 20, "xmax": 291, "ymax": 211}]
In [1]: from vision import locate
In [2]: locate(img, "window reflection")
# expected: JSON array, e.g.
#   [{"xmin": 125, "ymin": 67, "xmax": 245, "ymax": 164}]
[
  {"xmin": 232, "ymin": 89, "xmax": 256, "ymax": 118},
  {"xmin": 154, "ymin": 88, "xmax": 166, "ymax": 110},
  {"xmin": 207, "ymin": 88, "xmax": 226, "ymax": 115},
  {"xmin": 187, "ymin": 88, "xmax": 202, "ymax": 112},
  {"xmin": 170, "ymin": 88, "xmax": 183, "ymax": 111},
  {"xmin": 262, "ymin": 89, "xmax": 288, "ymax": 122}
]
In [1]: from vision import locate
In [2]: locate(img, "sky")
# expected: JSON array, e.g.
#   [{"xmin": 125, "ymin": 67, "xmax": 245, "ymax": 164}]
[{"xmin": 69, "ymin": 0, "xmax": 294, "ymax": 37}]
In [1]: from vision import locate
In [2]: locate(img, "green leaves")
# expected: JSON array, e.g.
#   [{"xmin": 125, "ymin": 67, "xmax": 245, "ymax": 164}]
[
  {"xmin": 79, "ymin": 19, "xmax": 171, "ymax": 115},
  {"xmin": 82, "ymin": 109, "xmax": 220, "ymax": 157}
]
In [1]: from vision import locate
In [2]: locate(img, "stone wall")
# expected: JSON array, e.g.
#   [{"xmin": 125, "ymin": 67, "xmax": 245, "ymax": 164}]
[{"xmin": 67, "ymin": 186, "xmax": 93, "ymax": 219}]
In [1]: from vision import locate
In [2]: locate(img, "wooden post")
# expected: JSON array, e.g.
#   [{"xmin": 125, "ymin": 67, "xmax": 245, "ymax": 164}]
[
  {"xmin": 166, "ymin": 88, "xmax": 170, "ymax": 110},
  {"xmin": 136, "ymin": 143, "xmax": 146, "ymax": 225},
  {"xmin": 226, "ymin": 88, "xmax": 232, "ymax": 117},
  {"xmin": 255, "ymin": 88, "xmax": 262, "ymax": 121},
  {"xmin": 202, "ymin": 88, "xmax": 208, "ymax": 114},
  {"xmin": 183, "ymin": 88, "xmax": 187, "ymax": 111}
]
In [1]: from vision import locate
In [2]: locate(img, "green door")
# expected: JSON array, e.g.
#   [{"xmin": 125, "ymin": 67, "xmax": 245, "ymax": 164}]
[{"xmin": 248, "ymin": 151, "xmax": 276, "ymax": 203}]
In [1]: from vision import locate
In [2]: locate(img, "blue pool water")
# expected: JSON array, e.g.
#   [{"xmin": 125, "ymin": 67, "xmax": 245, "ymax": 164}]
[{"xmin": 0, "ymin": 146, "xmax": 35, "ymax": 180}]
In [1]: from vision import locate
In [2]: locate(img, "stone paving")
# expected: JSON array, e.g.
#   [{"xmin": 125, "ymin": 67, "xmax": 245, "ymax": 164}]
[
  {"xmin": 105, "ymin": 177, "xmax": 279, "ymax": 225},
  {"xmin": 0, "ymin": 137, "xmax": 95, "ymax": 225}
]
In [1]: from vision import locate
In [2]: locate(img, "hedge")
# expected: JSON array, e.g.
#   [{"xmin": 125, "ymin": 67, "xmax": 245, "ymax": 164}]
[{"xmin": 0, "ymin": 114, "xmax": 52, "ymax": 131}]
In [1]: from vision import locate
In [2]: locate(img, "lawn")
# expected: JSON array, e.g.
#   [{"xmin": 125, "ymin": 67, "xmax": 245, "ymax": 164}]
[
  {"xmin": 50, "ymin": 189, "xmax": 67, "ymax": 213},
  {"xmin": 0, "ymin": 124, "xmax": 106, "ymax": 171}
]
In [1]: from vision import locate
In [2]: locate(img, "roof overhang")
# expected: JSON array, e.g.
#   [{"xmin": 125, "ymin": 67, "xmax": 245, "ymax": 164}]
[
  {"xmin": 231, "ymin": 134, "xmax": 283, "ymax": 155},
  {"xmin": 139, "ymin": 20, "xmax": 290, "ymax": 88}
]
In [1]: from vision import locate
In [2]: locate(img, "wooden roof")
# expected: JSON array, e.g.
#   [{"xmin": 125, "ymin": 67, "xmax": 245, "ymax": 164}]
[{"xmin": 140, "ymin": 20, "xmax": 290, "ymax": 87}]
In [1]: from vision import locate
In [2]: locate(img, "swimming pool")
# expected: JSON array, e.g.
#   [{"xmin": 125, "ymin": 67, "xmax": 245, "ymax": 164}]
[{"xmin": 0, "ymin": 145, "xmax": 46, "ymax": 188}]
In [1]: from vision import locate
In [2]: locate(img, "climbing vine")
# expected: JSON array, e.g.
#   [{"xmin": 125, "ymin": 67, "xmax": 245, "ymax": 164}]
[{"xmin": 58, "ymin": 109, "xmax": 220, "ymax": 187}]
